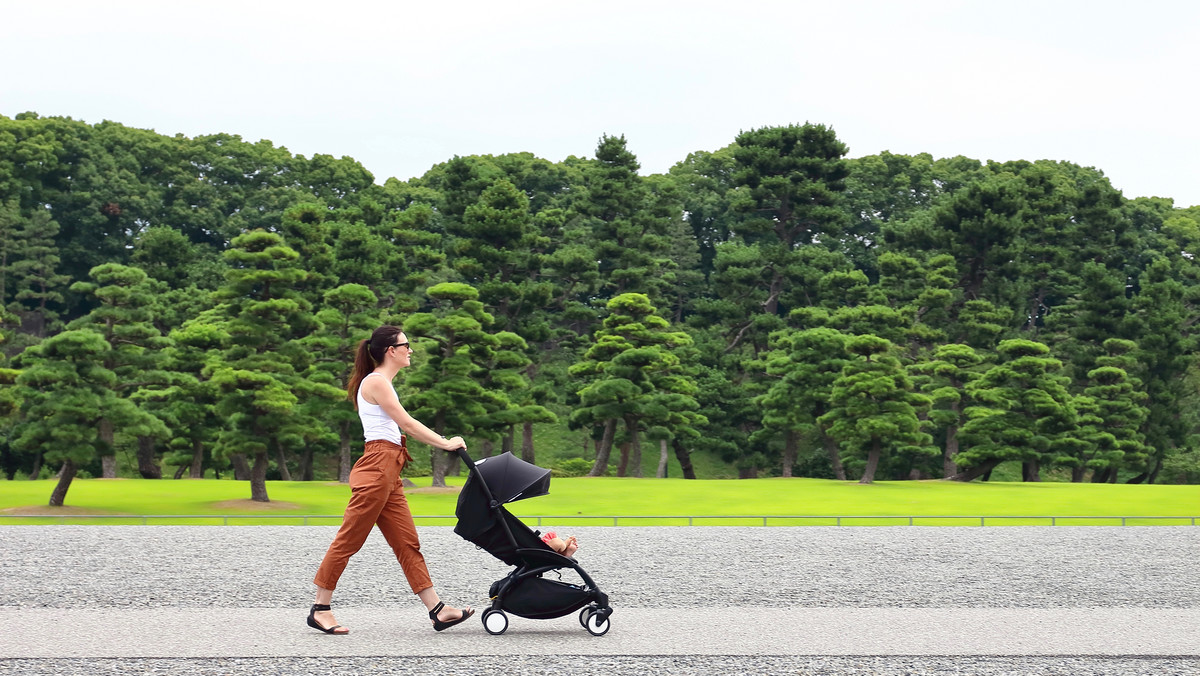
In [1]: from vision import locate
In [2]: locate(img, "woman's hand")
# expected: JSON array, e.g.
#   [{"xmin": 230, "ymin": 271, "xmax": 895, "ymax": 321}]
[{"xmin": 442, "ymin": 436, "xmax": 465, "ymax": 451}]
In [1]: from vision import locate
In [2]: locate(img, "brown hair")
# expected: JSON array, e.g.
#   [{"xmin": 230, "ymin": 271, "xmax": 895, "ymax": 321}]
[{"xmin": 347, "ymin": 325, "xmax": 403, "ymax": 409}]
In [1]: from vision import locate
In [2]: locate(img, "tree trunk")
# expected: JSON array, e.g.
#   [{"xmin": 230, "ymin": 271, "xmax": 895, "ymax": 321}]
[
  {"xmin": 232, "ymin": 453, "xmax": 251, "ymax": 481},
  {"xmin": 738, "ymin": 466, "xmax": 759, "ymax": 479},
  {"xmin": 859, "ymin": 439, "xmax": 882, "ymax": 484},
  {"xmin": 1147, "ymin": 456, "xmax": 1163, "ymax": 484},
  {"xmin": 521, "ymin": 421, "xmax": 535, "ymax": 464},
  {"xmin": 656, "ymin": 439, "xmax": 669, "ymax": 478},
  {"xmin": 481, "ymin": 439, "xmax": 495, "ymax": 458},
  {"xmin": 275, "ymin": 443, "xmax": 292, "ymax": 481},
  {"xmin": 136, "ymin": 436, "xmax": 161, "ymax": 479},
  {"xmin": 430, "ymin": 415, "xmax": 448, "ymax": 487},
  {"xmin": 173, "ymin": 465, "xmax": 186, "ymax": 479},
  {"xmin": 299, "ymin": 447, "xmax": 314, "ymax": 482},
  {"xmin": 588, "ymin": 419, "xmax": 617, "ymax": 476},
  {"xmin": 99, "ymin": 418, "xmax": 117, "ymax": 478},
  {"xmin": 28, "ymin": 453, "xmax": 43, "ymax": 480},
  {"xmin": 338, "ymin": 421, "xmax": 353, "ymax": 483},
  {"xmin": 671, "ymin": 439, "xmax": 697, "ymax": 480},
  {"xmin": 99, "ymin": 454, "xmax": 116, "ymax": 478},
  {"xmin": 616, "ymin": 442, "xmax": 630, "ymax": 477},
  {"xmin": 822, "ymin": 431, "xmax": 846, "ymax": 481},
  {"xmin": 250, "ymin": 451, "xmax": 270, "ymax": 502},
  {"xmin": 502, "ymin": 427, "xmax": 514, "ymax": 455},
  {"xmin": 943, "ymin": 423, "xmax": 960, "ymax": 478},
  {"xmin": 950, "ymin": 458, "xmax": 1003, "ymax": 482},
  {"xmin": 782, "ymin": 430, "xmax": 797, "ymax": 478},
  {"xmin": 1022, "ymin": 459, "xmax": 1041, "ymax": 482},
  {"xmin": 190, "ymin": 438, "xmax": 204, "ymax": 479},
  {"xmin": 1071, "ymin": 465, "xmax": 1087, "ymax": 483},
  {"xmin": 49, "ymin": 459, "xmax": 77, "ymax": 506},
  {"xmin": 626, "ymin": 416, "xmax": 642, "ymax": 477}
]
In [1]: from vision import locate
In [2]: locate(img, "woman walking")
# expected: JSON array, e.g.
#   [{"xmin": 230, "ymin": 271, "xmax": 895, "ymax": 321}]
[{"xmin": 308, "ymin": 325, "xmax": 475, "ymax": 634}]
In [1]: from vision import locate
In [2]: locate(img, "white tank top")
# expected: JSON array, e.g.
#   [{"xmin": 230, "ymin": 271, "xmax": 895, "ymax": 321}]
[{"xmin": 357, "ymin": 373, "xmax": 405, "ymax": 445}]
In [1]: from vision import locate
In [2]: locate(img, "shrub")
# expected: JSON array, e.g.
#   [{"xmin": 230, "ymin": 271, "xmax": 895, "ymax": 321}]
[{"xmin": 553, "ymin": 458, "xmax": 594, "ymax": 478}]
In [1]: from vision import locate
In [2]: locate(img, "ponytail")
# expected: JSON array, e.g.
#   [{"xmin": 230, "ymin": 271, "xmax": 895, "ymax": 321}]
[{"xmin": 347, "ymin": 325, "xmax": 403, "ymax": 409}]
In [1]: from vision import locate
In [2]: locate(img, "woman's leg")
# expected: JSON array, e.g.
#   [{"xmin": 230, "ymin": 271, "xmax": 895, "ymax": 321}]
[
  {"xmin": 375, "ymin": 476, "xmax": 471, "ymax": 624},
  {"xmin": 310, "ymin": 444, "xmax": 397, "ymax": 630}
]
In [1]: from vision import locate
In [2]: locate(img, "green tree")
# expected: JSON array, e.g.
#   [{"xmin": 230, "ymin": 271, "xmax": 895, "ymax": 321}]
[
  {"xmin": 580, "ymin": 135, "xmax": 675, "ymax": 304},
  {"xmin": 569, "ymin": 293, "xmax": 696, "ymax": 477},
  {"xmin": 12, "ymin": 330, "xmax": 164, "ymax": 505},
  {"xmin": 7, "ymin": 205, "xmax": 70, "ymax": 340},
  {"xmin": 67, "ymin": 263, "xmax": 171, "ymax": 478},
  {"xmin": 818, "ymin": 335, "xmax": 931, "ymax": 484},
  {"xmin": 209, "ymin": 230, "xmax": 339, "ymax": 500},
  {"xmin": 143, "ymin": 319, "xmax": 227, "ymax": 479},
  {"xmin": 956, "ymin": 339, "xmax": 1078, "ymax": 482},
  {"xmin": 758, "ymin": 327, "xmax": 850, "ymax": 478},
  {"xmin": 1073, "ymin": 339, "xmax": 1149, "ymax": 483},
  {"xmin": 402, "ymin": 282, "xmax": 495, "ymax": 487},
  {"xmin": 307, "ymin": 283, "xmax": 381, "ymax": 481},
  {"xmin": 912, "ymin": 343, "xmax": 984, "ymax": 477}
]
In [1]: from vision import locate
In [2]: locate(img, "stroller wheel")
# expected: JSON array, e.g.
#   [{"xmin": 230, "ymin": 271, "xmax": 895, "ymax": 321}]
[
  {"xmin": 579, "ymin": 606, "xmax": 593, "ymax": 628},
  {"xmin": 584, "ymin": 609, "xmax": 610, "ymax": 637},
  {"xmin": 482, "ymin": 609, "xmax": 508, "ymax": 635}
]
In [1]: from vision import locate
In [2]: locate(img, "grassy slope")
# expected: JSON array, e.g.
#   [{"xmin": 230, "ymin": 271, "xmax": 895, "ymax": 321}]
[{"xmin": 1, "ymin": 477, "xmax": 1196, "ymax": 525}]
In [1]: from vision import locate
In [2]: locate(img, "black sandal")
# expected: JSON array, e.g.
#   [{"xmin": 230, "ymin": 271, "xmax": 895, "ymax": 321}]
[
  {"xmin": 429, "ymin": 601, "xmax": 474, "ymax": 631},
  {"xmin": 307, "ymin": 603, "xmax": 348, "ymax": 634}
]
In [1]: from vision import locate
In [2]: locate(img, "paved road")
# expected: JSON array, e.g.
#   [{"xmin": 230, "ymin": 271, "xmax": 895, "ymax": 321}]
[{"xmin": 1, "ymin": 526, "xmax": 1197, "ymax": 675}]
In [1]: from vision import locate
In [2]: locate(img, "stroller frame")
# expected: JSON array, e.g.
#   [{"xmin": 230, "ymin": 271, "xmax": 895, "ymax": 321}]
[{"xmin": 454, "ymin": 448, "xmax": 613, "ymax": 636}]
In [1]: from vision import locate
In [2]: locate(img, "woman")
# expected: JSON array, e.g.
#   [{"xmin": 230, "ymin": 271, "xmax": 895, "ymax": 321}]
[{"xmin": 308, "ymin": 325, "xmax": 474, "ymax": 635}]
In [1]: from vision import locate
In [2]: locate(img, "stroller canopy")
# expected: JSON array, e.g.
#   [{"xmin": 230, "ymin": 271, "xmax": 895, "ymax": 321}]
[
  {"xmin": 471, "ymin": 452, "xmax": 551, "ymax": 503},
  {"xmin": 454, "ymin": 452, "xmax": 552, "ymax": 565}
]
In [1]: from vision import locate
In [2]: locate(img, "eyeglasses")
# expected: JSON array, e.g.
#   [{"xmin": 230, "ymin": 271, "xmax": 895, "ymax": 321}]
[{"xmin": 391, "ymin": 342, "xmax": 410, "ymax": 351}]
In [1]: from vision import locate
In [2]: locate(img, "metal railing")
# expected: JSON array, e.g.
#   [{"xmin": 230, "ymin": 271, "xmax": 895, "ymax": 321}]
[{"xmin": 0, "ymin": 514, "xmax": 1195, "ymax": 526}]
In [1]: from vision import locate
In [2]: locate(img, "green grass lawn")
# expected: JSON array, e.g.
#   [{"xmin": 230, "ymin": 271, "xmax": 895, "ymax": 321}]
[{"xmin": 1, "ymin": 476, "xmax": 1196, "ymax": 525}]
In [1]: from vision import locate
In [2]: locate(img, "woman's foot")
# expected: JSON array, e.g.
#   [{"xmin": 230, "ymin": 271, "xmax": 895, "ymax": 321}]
[
  {"xmin": 307, "ymin": 604, "xmax": 349, "ymax": 634},
  {"xmin": 429, "ymin": 601, "xmax": 474, "ymax": 631}
]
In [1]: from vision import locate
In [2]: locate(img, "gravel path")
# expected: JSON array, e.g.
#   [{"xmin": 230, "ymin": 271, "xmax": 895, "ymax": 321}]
[
  {"xmin": 1, "ymin": 526, "xmax": 1197, "ymax": 675},
  {"xmin": 2, "ymin": 526, "xmax": 1196, "ymax": 609}
]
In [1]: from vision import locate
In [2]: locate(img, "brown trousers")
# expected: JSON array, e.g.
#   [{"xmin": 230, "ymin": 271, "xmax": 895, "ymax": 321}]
[{"xmin": 313, "ymin": 438, "xmax": 433, "ymax": 594}]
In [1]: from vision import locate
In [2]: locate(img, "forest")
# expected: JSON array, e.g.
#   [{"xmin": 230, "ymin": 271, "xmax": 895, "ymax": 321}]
[{"xmin": 2, "ymin": 111, "xmax": 1199, "ymax": 505}]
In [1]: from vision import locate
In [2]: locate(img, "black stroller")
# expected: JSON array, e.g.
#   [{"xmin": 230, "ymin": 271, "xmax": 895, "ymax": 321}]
[{"xmin": 453, "ymin": 449, "xmax": 613, "ymax": 636}]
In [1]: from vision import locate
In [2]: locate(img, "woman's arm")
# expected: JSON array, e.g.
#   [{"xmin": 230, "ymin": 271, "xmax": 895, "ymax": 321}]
[{"xmin": 361, "ymin": 377, "xmax": 464, "ymax": 451}]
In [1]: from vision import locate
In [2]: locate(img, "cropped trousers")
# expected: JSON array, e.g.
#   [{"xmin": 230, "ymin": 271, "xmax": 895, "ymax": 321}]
[{"xmin": 313, "ymin": 438, "xmax": 433, "ymax": 594}]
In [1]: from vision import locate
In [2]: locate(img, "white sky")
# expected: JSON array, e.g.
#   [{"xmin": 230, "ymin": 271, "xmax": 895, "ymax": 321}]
[{"xmin": 3, "ymin": 0, "xmax": 1198, "ymax": 207}]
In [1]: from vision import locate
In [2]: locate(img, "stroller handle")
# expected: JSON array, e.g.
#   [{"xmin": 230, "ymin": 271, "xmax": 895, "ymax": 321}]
[{"xmin": 453, "ymin": 447, "xmax": 473, "ymax": 465}]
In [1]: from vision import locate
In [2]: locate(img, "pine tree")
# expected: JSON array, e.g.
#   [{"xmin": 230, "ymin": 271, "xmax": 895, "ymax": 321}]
[
  {"xmin": 956, "ymin": 339, "xmax": 1078, "ymax": 482},
  {"xmin": 569, "ymin": 294, "xmax": 697, "ymax": 477},
  {"xmin": 819, "ymin": 335, "xmax": 932, "ymax": 484}
]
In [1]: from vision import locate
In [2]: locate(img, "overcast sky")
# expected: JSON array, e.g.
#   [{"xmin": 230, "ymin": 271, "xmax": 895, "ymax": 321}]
[{"xmin": 3, "ymin": 0, "xmax": 1197, "ymax": 206}]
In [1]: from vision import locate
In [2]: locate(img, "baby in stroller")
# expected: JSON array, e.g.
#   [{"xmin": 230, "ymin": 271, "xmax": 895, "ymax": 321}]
[{"xmin": 540, "ymin": 531, "xmax": 579, "ymax": 557}]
